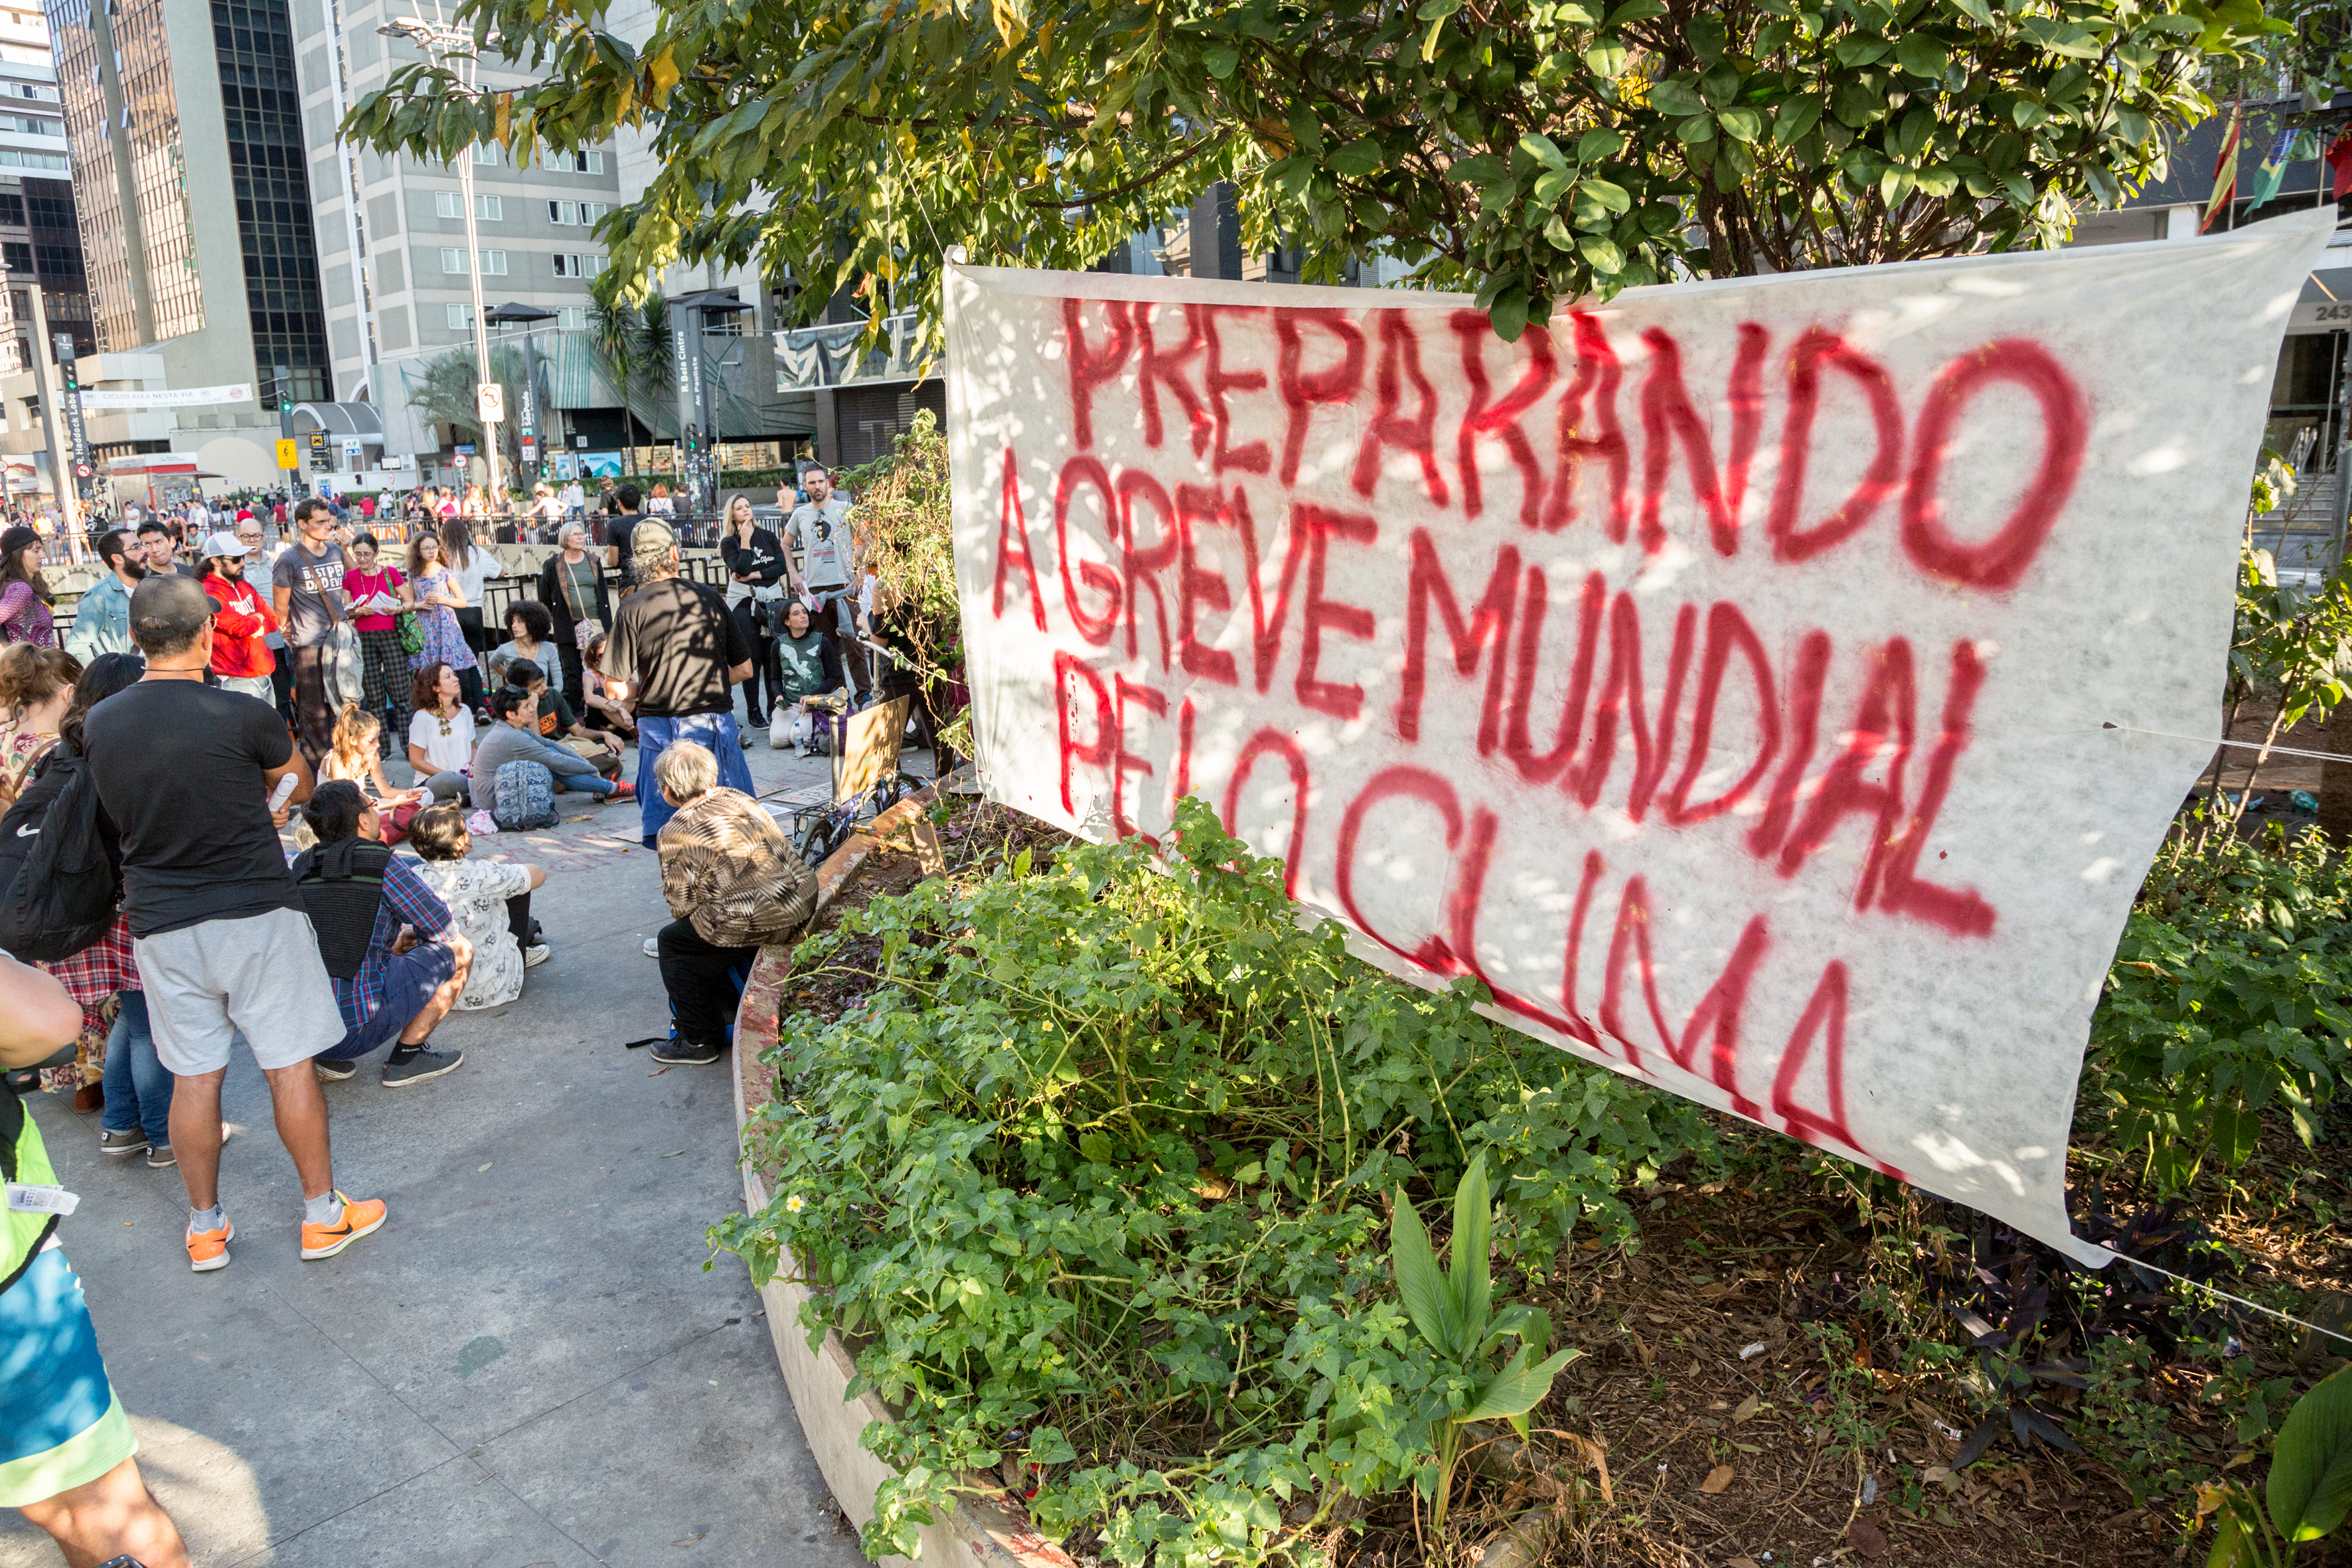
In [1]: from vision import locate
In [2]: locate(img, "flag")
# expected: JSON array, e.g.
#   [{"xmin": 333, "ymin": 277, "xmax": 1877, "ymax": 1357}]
[
  {"xmin": 2202, "ymin": 104, "xmax": 2243, "ymax": 232},
  {"xmin": 2242, "ymin": 127, "xmax": 2301, "ymax": 214},
  {"xmin": 2331, "ymin": 133, "xmax": 2352, "ymax": 203}
]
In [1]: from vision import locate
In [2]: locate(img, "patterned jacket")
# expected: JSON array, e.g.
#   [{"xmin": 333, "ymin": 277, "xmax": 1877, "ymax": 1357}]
[{"xmin": 657, "ymin": 787, "xmax": 817, "ymax": 949}]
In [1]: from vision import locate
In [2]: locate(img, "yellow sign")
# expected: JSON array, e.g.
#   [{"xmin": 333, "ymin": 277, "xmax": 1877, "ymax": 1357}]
[{"xmin": 275, "ymin": 438, "xmax": 297, "ymax": 469}]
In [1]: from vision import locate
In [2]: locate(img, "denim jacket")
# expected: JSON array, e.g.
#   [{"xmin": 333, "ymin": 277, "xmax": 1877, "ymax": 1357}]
[{"xmin": 64, "ymin": 572, "xmax": 134, "ymax": 664}]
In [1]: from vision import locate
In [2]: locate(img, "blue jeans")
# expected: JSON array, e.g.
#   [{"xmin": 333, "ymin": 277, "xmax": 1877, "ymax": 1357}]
[
  {"xmin": 514, "ymin": 732, "xmax": 620, "ymax": 799},
  {"xmin": 635, "ymin": 712, "xmax": 752, "ymax": 845},
  {"xmin": 98, "ymin": 992, "xmax": 171, "ymax": 1146}
]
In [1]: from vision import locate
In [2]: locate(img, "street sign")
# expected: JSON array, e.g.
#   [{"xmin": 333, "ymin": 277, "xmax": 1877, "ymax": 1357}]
[
  {"xmin": 455, "ymin": 443, "xmax": 476, "ymax": 456},
  {"xmin": 73, "ymin": 461, "xmax": 90, "ymax": 478},
  {"xmin": 520, "ymin": 436, "xmax": 538, "ymax": 461},
  {"xmin": 307, "ymin": 429, "xmax": 327, "ymax": 457},
  {"xmin": 275, "ymin": 438, "xmax": 297, "ymax": 469},
  {"xmin": 476, "ymin": 382, "xmax": 505, "ymax": 422}
]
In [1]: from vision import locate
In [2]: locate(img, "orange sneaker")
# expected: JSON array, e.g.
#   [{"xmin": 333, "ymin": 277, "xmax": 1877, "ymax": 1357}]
[
  {"xmin": 187, "ymin": 1217, "xmax": 233, "ymax": 1273},
  {"xmin": 299, "ymin": 1192, "xmax": 386, "ymax": 1261}
]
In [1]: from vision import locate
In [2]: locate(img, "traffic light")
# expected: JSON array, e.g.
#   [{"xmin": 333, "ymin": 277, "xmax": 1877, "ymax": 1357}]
[{"xmin": 59, "ymin": 360, "xmax": 74, "ymax": 393}]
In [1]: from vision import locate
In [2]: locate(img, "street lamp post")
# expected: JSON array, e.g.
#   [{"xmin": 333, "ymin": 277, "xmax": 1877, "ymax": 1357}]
[
  {"xmin": 485, "ymin": 301, "xmax": 556, "ymax": 493},
  {"xmin": 379, "ymin": 17, "xmax": 506, "ymax": 505}
]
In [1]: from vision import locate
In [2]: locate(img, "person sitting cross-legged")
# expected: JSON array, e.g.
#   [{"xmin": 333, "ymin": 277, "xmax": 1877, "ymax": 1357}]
[
  {"xmin": 646, "ymin": 741, "xmax": 817, "ymax": 1065},
  {"xmin": 407, "ymin": 803, "xmax": 548, "ymax": 1011},
  {"xmin": 474, "ymin": 683, "xmax": 634, "ymax": 803},
  {"xmin": 293, "ymin": 782, "xmax": 473, "ymax": 1089}
]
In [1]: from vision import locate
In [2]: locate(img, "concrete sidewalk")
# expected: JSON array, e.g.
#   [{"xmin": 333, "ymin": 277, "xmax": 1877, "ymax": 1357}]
[{"xmin": 3, "ymin": 730, "xmax": 893, "ymax": 1567}]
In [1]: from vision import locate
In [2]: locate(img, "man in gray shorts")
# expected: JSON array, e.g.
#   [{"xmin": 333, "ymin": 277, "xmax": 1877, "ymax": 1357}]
[
  {"xmin": 83, "ymin": 576, "xmax": 388, "ymax": 1275},
  {"xmin": 782, "ymin": 466, "xmax": 868, "ymax": 697}
]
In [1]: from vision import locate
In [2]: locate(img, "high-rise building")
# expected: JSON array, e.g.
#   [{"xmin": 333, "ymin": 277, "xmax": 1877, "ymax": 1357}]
[{"xmin": 1, "ymin": 0, "xmax": 333, "ymax": 489}]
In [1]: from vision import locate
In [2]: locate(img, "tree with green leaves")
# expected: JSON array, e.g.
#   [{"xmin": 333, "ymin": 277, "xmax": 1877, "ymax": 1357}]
[
  {"xmin": 404, "ymin": 345, "xmax": 534, "ymax": 479},
  {"xmin": 348, "ymin": 0, "xmax": 2298, "ymax": 341},
  {"xmin": 585, "ymin": 295, "xmax": 675, "ymax": 467}
]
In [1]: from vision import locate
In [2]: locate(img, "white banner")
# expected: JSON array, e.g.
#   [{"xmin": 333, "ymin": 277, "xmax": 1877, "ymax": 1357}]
[
  {"xmin": 76, "ymin": 382, "xmax": 255, "ymax": 410},
  {"xmin": 945, "ymin": 210, "xmax": 2335, "ymax": 1263}
]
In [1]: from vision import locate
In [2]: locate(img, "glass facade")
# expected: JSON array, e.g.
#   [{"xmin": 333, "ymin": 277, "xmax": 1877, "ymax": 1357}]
[
  {"xmin": 25, "ymin": 177, "xmax": 91, "ymax": 356},
  {"xmin": 214, "ymin": 0, "xmax": 327, "ymax": 401}
]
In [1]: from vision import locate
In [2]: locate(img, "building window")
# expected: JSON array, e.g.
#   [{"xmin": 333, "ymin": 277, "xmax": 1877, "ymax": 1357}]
[
  {"xmin": 447, "ymin": 303, "xmax": 473, "ymax": 329},
  {"xmin": 0, "ymin": 194, "xmax": 20, "ymax": 226},
  {"xmin": 1, "ymin": 243, "xmax": 27, "ymax": 275},
  {"xmin": 479, "ymin": 250, "xmax": 506, "ymax": 275},
  {"xmin": 478, "ymin": 194, "xmax": 500, "ymax": 220},
  {"xmin": 440, "ymin": 246, "xmax": 467, "ymax": 274},
  {"xmin": 549, "ymin": 148, "xmax": 603, "ymax": 175},
  {"xmin": 471, "ymin": 143, "xmax": 501, "ymax": 165},
  {"xmin": 434, "ymin": 189, "xmax": 459, "ymax": 218},
  {"xmin": 549, "ymin": 199, "xmax": 575, "ymax": 224},
  {"xmin": 209, "ymin": 0, "xmax": 332, "ymax": 404},
  {"xmin": 556, "ymin": 305, "xmax": 586, "ymax": 329},
  {"xmin": 0, "ymin": 114, "xmax": 62, "ymax": 136},
  {"xmin": 550, "ymin": 252, "xmax": 601, "ymax": 279}
]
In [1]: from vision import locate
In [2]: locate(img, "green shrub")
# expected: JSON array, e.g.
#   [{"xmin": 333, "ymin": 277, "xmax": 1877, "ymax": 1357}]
[
  {"xmin": 712, "ymin": 799, "xmax": 1717, "ymax": 1565},
  {"xmin": 2086, "ymin": 828, "xmax": 2352, "ymax": 1196}
]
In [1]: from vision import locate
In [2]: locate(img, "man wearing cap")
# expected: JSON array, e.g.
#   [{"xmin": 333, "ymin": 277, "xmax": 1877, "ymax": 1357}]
[
  {"xmin": 83, "ymin": 575, "xmax": 386, "ymax": 1275},
  {"xmin": 198, "ymin": 530, "xmax": 277, "ymax": 702},
  {"xmin": 63, "ymin": 528, "xmax": 143, "ymax": 664},
  {"xmin": 597, "ymin": 518, "xmax": 753, "ymax": 846}
]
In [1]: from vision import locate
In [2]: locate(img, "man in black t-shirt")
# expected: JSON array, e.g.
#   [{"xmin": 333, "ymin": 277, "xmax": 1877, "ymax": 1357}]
[
  {"xmin": 603, "ymin": 481, "xmax": 644, "ymax": 593},
  {"xmin": 598, "ymin": 518, "xmax": 753, "ymax": 846},
  {"xmin": 84, "ymin": 575, "xmax": 386, "ymax": 1275}
]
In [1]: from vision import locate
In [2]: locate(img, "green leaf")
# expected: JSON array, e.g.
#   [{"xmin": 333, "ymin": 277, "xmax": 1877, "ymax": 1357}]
[
  {"xmin": 1533, "ymin": 167, "xmax": 1577, "ymax": 204},
  {"xmin": 1452, "ymin": 153, "xmax": 1508, "ymax": 183},
  {"xmin": 1584, "ymin": 39, "xmax": 1628, "ymax": 76},
  {"xmin": 1461, "ymin": 1345, "xmax": 1581, "ymax": 1422},
  {"xmin": 1950, "ymin": 0, "xmax": 1994, "ymax": 23},
  {"xmin": 1686, "ymin": 13, "xmax": 1726, "ymax": 63},
  {"xmin": 1391, "ymin": 1187, "xmax": 1458, "ymax": 1357},
  {"xmin": 1775, "ymin": 96, "xmax": 1824, "ymax": 145},
  {"xmin": 1451, "ymin": 1153, "xmax": 1492, "ymax": 1338},
  {"xmin": 1604, "ymin": 0, "xmax": 1666, "ymax": 22},
  {"xmin": 1677, "ymin": 114, "xmax": 1717, "ymax": 144},
  {"xmin": 2268, "ymin": 1364, "xmax": 2352, "ymax": 1541},
  {"xmin": 1026, "ymin": 1427, "xmax": 1078, "ymax": 1466},
  {"xmin": 1577, "ymin": 127, "xmax": 1625, "ymax": 162},
  {"xmin": 1330, "ymin": 140, "xmax": 1385, "ymax": 179},
  {"xmin": 1488, "ymin": 283, "xmax": 1529, "ymax": 344},
  {"xmin": 1895, "ymin": 35, "xmax": 1948, "ymax": 78},
  {"xmin": 1203, "ymin": 46, "xmax": 1239, "ymax": 78},
  {"xmin": 1578, "ymin": 177, "xmax": 1632, "ymax": 212},
  {"xmin": 1518, "ymin": 131, "xmax": 1568, "ymax": 171},
  {"xmin": 1716, "ymin": 107, "xmax": 1763, "ymax": 142},
  {"xmin": 1834, "ymin": 33, "xmax": 1891, "ymax": 67},
  {"xmin": 1646, "ymin": 78, "xmax": 1705, "ymax": 116},
  {"xmin": 1578, "ymin": 234, "xmax": 1625, "ymax": 271}
]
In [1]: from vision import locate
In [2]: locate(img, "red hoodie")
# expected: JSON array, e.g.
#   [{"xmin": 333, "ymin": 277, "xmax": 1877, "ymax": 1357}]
[{"xmin": 204, "ymin": 570, "xmax": 277, "ymax": 678}]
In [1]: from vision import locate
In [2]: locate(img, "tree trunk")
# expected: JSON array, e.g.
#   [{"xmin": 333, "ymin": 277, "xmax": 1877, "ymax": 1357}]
[{"xmin": 2317, "ymin": 702, "xmax": 2352, "ymax": 844}]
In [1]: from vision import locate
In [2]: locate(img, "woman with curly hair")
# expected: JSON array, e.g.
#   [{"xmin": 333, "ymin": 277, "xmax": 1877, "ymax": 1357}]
[{"xmin": 0, "ymin": 643, "xmax": 80, "ymax": 811}]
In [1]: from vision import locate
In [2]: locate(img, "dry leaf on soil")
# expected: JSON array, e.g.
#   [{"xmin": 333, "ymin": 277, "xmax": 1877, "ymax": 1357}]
[
  {"xmin": 1731, "ymin": 1393, "xmax": 1761, "ymax": 1423},
  {"xmin": 1701, "ymin": 1464, "xmax": 1734, "ymax": 1494},
  {"xmin": 1845, "ymin": 1516, "xmax": 1888, "ymax": 1559}
]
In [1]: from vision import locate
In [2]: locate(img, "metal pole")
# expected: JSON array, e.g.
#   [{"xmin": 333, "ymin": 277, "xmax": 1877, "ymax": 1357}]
[
  {"xmin": 24, "ymin": 283, "xmax": 76, "ymax": 548},
  {"xmin": 2331, "ymin": 324, "xmax": 2352, "ymax": 573},
  {"xmin": 449, "ymin": 44, "xmax": 503, "ymax": 507}
]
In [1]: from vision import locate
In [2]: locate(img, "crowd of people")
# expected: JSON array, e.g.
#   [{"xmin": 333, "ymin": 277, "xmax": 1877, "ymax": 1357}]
[{"xmin": 0, "ymin": 467, "xmax": 915, "ymax": 1563}]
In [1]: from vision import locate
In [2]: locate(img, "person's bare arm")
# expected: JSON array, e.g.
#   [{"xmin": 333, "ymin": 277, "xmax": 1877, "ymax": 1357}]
[
  {"xmin": 728, "ymin": 659, "xmax": 753, "ymax": 684},
  {"xmin": 272, "ymin": 582, "xmax": 292, "ymax": 625},
  {"xmin": 408, "ymin": 742, "xmax": 435, "ymax": 777},
  {"xmin": 524, "ymin": 864, "xmax": 547, "ymax": 891},
  {"xmin": 262, "ymin": 747, "xmax": 317, "ymax": 823},
  {"xmin": 0, "ymin": 952, "xmax": 82, "ymax": 1067}
]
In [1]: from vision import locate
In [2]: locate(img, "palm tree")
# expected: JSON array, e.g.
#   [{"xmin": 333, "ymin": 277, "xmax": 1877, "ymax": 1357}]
[
  {"xmin": 586, "ymin": 295, "xmax": 681, "ymax": 474},
  {"xmin": 405, "ymin": 345, "xmax": 532, "ymax": 480}
]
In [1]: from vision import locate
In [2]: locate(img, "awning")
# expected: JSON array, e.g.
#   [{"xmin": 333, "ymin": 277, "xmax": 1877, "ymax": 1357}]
[{"xmin": 292, "ymin": 402, "xmax": 386, "ymax": 439}]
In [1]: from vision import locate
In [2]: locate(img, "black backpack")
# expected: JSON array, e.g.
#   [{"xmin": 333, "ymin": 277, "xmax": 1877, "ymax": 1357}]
[
  {"xmin": 291, "ymin": 836, "xmax": 392, "ymax": 980},
  {"xmin": 0, "ymin": 749, "xmax": 119, "ymax": 962}
]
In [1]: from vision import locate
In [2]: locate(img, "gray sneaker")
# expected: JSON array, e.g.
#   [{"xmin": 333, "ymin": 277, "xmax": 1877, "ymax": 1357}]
[
  {"xmin": 146, "ymin": 1143, "xmax": 176, "ymax": 1169},
  {"xmin": 649, "ymin": 1038, "xmax": 722, "ymax": 1065},
  {"xmin": 315, "ymin": 1056, "xmax": 358, "ymax": 1082},
  {"xmin": 380, "ymin": 1048, "xmax": 463, "ymax": 1087},
  {"xmin": 99, "ymin": 1127, "xmax": 148, "ymax": 1157},
  {"xmin": 523, "ymin": 943, "xmax": 550, "ymax": 968}
]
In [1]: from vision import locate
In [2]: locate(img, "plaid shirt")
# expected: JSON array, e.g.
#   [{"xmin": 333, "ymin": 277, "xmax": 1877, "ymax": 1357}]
[{"xmin": 333, "ymin": 852, "xmax": 452, "ymax": 1032}]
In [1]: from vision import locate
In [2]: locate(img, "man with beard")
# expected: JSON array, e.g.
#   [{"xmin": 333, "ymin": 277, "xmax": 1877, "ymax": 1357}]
[
  {"xmin": 198, "ymin": 532, "xmax": 278, "ymax": 703},
  {"xmin": 65, "ymin": 528, "xmax": 145, "ymax": 663}
]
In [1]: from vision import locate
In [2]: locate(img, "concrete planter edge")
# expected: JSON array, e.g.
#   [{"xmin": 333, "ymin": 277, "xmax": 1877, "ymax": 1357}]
[{"xmin": 732, "ymin": 789, "xmax": 1075, "ymax": 1568}]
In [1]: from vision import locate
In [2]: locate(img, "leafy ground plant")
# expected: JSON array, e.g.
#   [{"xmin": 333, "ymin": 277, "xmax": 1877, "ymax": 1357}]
[
  {"xmin": 1389, "ymin": 1152, "xmax": 1579, "ymax": 1531},
  {"xmin": 712, "ymin": 799, "xmax": 1716, "ymax": 1566}
]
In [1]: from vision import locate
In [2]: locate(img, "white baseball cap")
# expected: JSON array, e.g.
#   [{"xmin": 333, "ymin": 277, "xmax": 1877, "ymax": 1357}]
[{"xmin": 200, "ymin": 530, "xmax": 252, "ymax": 559}]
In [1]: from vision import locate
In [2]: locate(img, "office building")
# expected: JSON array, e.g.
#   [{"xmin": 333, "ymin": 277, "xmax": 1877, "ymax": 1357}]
[{"xmin": 0, "ymin": 0, "xmax": 333, "ymax": 493}]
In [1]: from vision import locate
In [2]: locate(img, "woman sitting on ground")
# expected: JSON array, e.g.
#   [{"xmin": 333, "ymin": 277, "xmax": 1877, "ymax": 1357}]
[
  {"xmin": 579, "ymin": 630, "xmax": 635, "ymax": 741},
  {"xmin": 766, "ymin": 599, "xmax": 846, "ymax": 756},
  {"xmin": 644, "ymin": 741, "xmax": 816, "ymax": 1066},
  {"xmin": 491, "ymin": 600, "xmax": 564, "ymax": 704},
  {"xmin": 324, "ymin": 702, "xmax": 428, "ymax": 834},
  {"xmin": 406, "ymin": 661, "xmax": 476, "ymax": 804},
  {"xmin": 406, "ymin": 803, "xmax": 548, "ymax": 1011}
]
